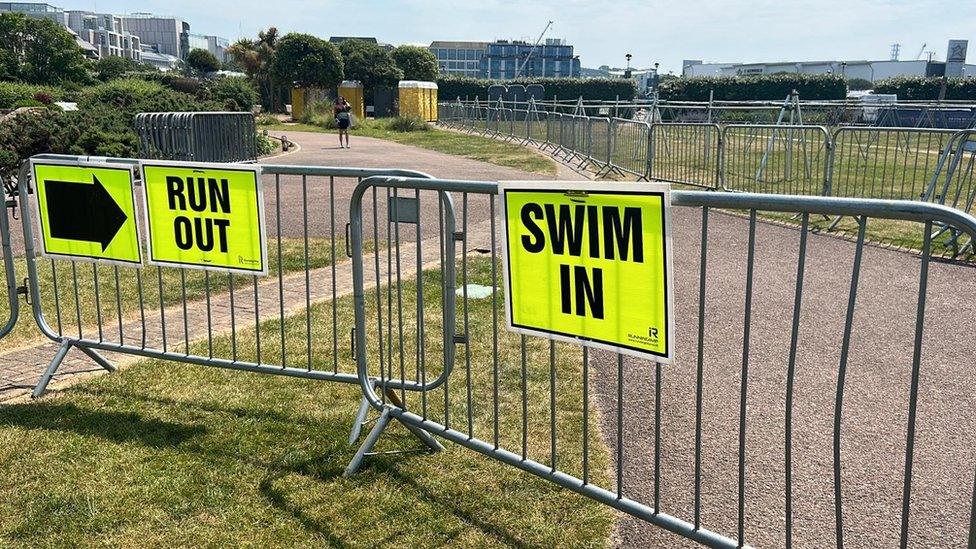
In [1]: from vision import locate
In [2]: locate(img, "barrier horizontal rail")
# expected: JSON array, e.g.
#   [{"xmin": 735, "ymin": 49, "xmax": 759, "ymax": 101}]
[
  {"xmin": 135, "ymin": 112, "xmax": 258, "ymax": 163},
  {"xmin": 351, "ymin": 174, "xmax": 976, "ymax": 548}
]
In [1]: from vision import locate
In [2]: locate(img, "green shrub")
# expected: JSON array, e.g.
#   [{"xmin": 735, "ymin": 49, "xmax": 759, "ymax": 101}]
[
  {"xmin": 256, "ymin": 114, "xmax": 279, "ymax": 125},
  {"xmin": 210, "ymin": 76, "xmax": 259, "ymax": 111},
  {"xmin": 873, "ymin": 76, "xmax": 976, "ymax": 100},
  {"xmin": 11, "ymin": 99, "xmax": 45, "ymax": 109},
  {"xmin": 299, "ymin": 98, "xmax": 336, "ymax": 127},
  {"xmin": 658, "ymin": 73, "xmax": 847, "ymax": 101},
  {"xmin": 385, "ymin": 115, "xmax": 430, "ymax": 132},
  {"xmin": 255, "ymin": 133, "xmax": 278, "ymax": 156},
  {"xmin": 437, "ymin": 76, "xmax": 637, "ymax": 102},
  {"xmin": 846, "ymin": 78, "xmax": 874, "ymax": 91},
  {"xmin": 0, "ymin": 82, "xmax": 62, "ymax": 108}
]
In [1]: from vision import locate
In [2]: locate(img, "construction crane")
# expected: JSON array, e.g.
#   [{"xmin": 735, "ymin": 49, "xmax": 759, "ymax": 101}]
[
  {"xmin": 514, "ymin": 20, "xmax": 554, "ymax": 79},
  {"xmin": 915, "ymin": 43, "xmax": 927, "ymax": 60}
]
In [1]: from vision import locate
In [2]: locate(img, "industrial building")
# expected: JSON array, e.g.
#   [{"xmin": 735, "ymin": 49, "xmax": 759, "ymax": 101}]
[
  {"xmin": 683, "ymin": 40, "xmax": 974, "ymax": 82},
  {"xmin": 429, "ymin": 38, "xmax": 581, "ymax": 79}
]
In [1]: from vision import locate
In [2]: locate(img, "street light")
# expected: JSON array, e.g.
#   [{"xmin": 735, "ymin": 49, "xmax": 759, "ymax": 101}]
[
  {"xmin": 841, "ymin": 61, "xmax": 847, "ymax": 78},
  {"xmin": 625, "ymin": 53, "xmax": 632, "ymax": 70}
]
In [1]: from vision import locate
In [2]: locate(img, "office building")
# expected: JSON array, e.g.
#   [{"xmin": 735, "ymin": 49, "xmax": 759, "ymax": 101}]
[
  {"xmin": 205, "ymin": 35, "xmax": 230, "ymax": 63},
  {"xmin": 683, "ymin": 41, "xmax": 975, "ymax": 82},
  {"xmin": 430, "ymin": 38, "xmax": 581, "ymax": 80},
  {"xmin": 484, "ymin": 38, "xmax": 580, "ymax": 79},
  {"xmin": 429, "ymin": 40, "xmax": 489, "ymax": 78},
  {"xmin": 66, "ymin": 11, "xmax": 141, "ymax": 60},
  {"xmin": 121, "ymin": 13, "xmax": 190, "ymax": 60}
]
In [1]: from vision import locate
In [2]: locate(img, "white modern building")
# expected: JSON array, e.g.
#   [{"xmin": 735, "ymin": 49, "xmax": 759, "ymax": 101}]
[
  {"xmin": 66, "ymin": 11, "xmax": 141, "ymax": 61},
  {"xmin": 683, "ymin": 41, "xmax": 975, "ymax": 82}
]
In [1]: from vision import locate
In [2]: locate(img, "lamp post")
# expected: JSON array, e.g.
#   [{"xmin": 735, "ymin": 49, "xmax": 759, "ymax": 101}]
[{"xmin": 841, "ymin": 61, "xmax": 847, "ymax": 78}]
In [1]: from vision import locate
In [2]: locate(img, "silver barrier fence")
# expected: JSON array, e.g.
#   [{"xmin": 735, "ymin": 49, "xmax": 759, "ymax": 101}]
[
  {"xmin": 721, "ymin": 124, "xmax": 831, "ymax": 195},
  {"xmin": 922, "ymin": 129, "xmax": 976, "ymax": 256},
  {"xmin": 12, "ymin": 153, "xmax": 455, "ymax": 472},
  {"xmin": 135, "ymin": 112, "xmax": 258, "ymax": 163},
  {"xmin": 648, "ymin": 123, "xmax": 722, "ymax": 189},
  {"xmin": 587, "ymin": 116, "xmax": 613, "ymax": 173},
  {"xmin": 609, "ymin": 117, "xmax": 651, "ymax": 179},
  {"xmin": 0, "ymin": 175, "xmax": 18, "ymax": 340},
  {"xmin": 829, "ymin": 127, "xmax": 957, "ymax": 201},
  {"xmin": 350, "ymin": 175, "xmax": 976, "ymax": 548}
]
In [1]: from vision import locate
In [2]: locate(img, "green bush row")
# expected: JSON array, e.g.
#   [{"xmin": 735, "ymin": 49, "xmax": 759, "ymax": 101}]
[
  {"xmin": 437, "ymin": 77, "xmax": 637, "ymax": 102},
  {"xmin": 872, "ymin": 76, "xmax": 976, "ymax": 100},
  {"xmin": 658, "ymin": 73, "xmax": 848, "ymax": 101},
  {"xmin": 0, "ymin": 78, "xmax": 258, "ymax": 178}
]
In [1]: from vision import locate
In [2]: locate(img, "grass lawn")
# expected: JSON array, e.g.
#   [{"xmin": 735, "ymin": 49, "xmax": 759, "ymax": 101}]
[
  {"xmin": 266, "ymin": 121, "xmax": 558, "ymax": 177},
  {"xmin": 0, "ymin": 258, "xmax": 614, "ymax": 547}
]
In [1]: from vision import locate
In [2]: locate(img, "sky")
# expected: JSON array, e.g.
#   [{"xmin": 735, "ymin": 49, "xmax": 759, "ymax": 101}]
[{"xmin": 57, "ymin": 0, "xmax": 976, "ymax": 74}]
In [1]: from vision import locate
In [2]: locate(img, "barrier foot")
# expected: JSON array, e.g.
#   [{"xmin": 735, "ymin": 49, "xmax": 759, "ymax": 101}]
[
  {"xmin": 344, "ymin": 408, "xmax": 391, "ymax": 476},
  {"xmin": 32, "ymin": 340, "xmax": 72, "ymax": 399},
  {"xmin": 348, "ymin": 394, "xmax": 372, "ymax": 446},
  {"xmin": 382, "ymin": 387, "xmax": 444, "ymax": 453},
  {"xmin": 77, "ymin": 345, "xmax": 116, "ymax": 373}
]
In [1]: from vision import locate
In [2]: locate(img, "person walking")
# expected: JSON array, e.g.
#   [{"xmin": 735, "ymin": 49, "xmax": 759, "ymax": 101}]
[{"xmin": 334, "ymin": 96, "xmax": 352, "ymax": 148}]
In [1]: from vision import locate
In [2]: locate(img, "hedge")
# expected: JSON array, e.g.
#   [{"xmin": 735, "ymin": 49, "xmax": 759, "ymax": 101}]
[
  {"xmin": 437, "ymin": 77, "xmax": 637, "ymax": 102},
  {"xmin": 873, "ymin": 76, "xmax": 976, "ymax": 101},
  {"xmin": 0, "ymin": 82, "xmax": 64, "ymax": 108},
  {"xmin": 658, "ymin": 73, "xmax": 848, "ymax": 101}
]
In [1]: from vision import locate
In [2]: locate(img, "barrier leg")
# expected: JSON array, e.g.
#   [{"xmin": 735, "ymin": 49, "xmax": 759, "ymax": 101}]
[
  {"xmin": 32, "ymin": 340, "xmax": 72, "ymax": 399},
  {"xmin": 76, "ymin": 345, "xmax": 117, "ymax": 373},
  {"xmin": 344, "ymin": 408, "xmax": 391, "ymax": 476},
  {"xmin": 348, "ymin": 394, "xmax": 372, "ymax": 445}
]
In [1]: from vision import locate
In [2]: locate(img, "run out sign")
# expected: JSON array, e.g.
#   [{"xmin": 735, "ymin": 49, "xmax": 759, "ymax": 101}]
[
  {"xmin": 140, "ymin": 161, "xmax": 267, "ymax": 275},
  {"xmin": 500, "ymin": 181, "xmax": 674, "ymax": 362}
]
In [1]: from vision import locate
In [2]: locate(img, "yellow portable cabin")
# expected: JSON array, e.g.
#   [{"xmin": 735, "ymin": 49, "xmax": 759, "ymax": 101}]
[
  {"xmin": 338, "ymin": 81, "xmax": 365, "ymax": 120},
  {"xmin": 398, "ymin": 81, "xmax": 438, "ymax": 122}
]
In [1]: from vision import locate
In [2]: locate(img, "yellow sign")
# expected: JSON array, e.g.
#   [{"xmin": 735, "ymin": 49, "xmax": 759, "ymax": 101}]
[
  {"xmin": 31, "ymin": 160, "xmax": 142, "ymax": 265},
  {"xmin": 500, "ymin": 181, "xmax": 674, "ymax": 362},
  {"xmin": 140, "ymin": 161, "xmax": 267, "ymax": 275}
]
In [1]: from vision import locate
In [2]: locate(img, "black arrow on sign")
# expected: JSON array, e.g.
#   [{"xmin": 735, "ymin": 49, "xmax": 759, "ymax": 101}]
[{"xmin": 45, "ymin": 176, "xmax": 127, "ymax": 251}]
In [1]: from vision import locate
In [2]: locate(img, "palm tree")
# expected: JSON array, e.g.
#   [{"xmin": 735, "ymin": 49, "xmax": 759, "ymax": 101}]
[{"xmin": 227, "ymin": 27, "xmax": 281, "ymax": 111}]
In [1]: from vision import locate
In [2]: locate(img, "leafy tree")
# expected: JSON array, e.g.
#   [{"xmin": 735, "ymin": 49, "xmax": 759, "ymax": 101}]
[
  {"xmin": 391, "ymin": 45, "xmax": 438, "ymax": 82},
  {"xmin": 186, "ymin": 48, "xmax": 221, "ymax": 75},
  {"xmin": 0, "ymin": 13, "xmax": 88, "ymax": 84},
  {"xmin": 338, "ymin": 39, "xmax": 402, "ymax": 91},
  {"xmin": 271, "ymin": 33, "xmax": 344, "ymax": 90},
  {"xmin": 228, "ymin": 27, "xmax": 282, "ymax": 110}
]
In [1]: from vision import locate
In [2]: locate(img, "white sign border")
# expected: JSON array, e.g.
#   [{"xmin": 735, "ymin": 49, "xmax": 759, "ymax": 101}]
[
  {"xmin": 138, "ymin": 159, "xmax": 268, "ymax": 277},
  {"xmin": 29, "ymin": 158, "xmax": 143, "ymax": 268},
  {"xmin": 497, "ymin": 180, "xmax": 675, "ymax": 365}
]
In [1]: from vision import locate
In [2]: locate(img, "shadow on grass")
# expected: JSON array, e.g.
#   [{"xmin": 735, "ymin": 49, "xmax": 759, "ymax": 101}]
[
  {"xmin": 257, "ymin": 438, "xmax": 533, "ymax": 549},
  {"xmin": 0, "ymin": 402, "xmax": 206, "ymax": 448}
]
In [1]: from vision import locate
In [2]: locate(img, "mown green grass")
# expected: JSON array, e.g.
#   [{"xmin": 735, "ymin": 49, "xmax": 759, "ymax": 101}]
[
  {"xmin": 0, "ymin": 258, "xmax": 613, "ymax": 547},
  {"xmin": 0, "ymin": 238, "xmax": 351, "ymax": 350},
  {"xmin": 269, "ymin": 121, "xmax": 558, "ymax": 176}
]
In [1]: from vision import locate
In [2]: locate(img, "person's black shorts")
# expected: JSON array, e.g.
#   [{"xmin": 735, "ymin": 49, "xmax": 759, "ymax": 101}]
[{"xmin": 337, "ymin": 118, "xmax": 350, "ymax": 130}]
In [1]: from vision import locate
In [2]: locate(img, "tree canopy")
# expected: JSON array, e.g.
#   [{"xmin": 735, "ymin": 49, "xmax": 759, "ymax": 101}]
[
  {"xmin": 271, "ymin": 33, "xmax": 344, "ymax": 90},
  {"xmin": 0, "ymin": 13, "xmax": 88, "ymax": 84},
  {"xmin": 338, "ymin": 40, "xmax": 402, "ymax": 90},
  {"xmin": 185, "ymin": 48, "xmax": 221, "ymax": 75},
  {"xmin": 391, "ymin": 45, "xmax": 439, "ymax": 82}
]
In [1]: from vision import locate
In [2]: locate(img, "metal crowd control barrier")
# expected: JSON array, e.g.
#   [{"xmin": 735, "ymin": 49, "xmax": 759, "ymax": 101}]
[
  {"xmin": 648, "ymin": 123, "xmax": 722, "ymax": 189},
  {"xmin": 351, "ymin": 175, "xmax": 976, "ymax": 548},
  {"xmin": 721, "ymin": 124, "xmax": 831, "ymax": 195},
  {"xmin": 0, "ymin": 176, "xmax": 18, "ymax": 340},
  {"xmin": 829, "ymin": 127, "xmax": 956, "ymax": 201},
  {"xmin": 14, "ymin": 153, "xmax": 452, "ymax": 473},
  {"xmin": 135, "ymin": 112, "xmax": 258, "ymax": 163},
  {"xmin": 609, "ymin": 117, "xmax": 651, "ymax": 179}
]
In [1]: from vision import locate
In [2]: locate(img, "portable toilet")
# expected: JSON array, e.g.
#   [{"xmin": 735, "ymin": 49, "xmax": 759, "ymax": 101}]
[
  {"xmin": 337, "ymin": 80, "xmax": 365, "ymax": 120},
  {"xmin": 398, "ymin": 80, "xmax": 438, "ymax": 122},
  {"xmin": 290, "ymin": 87, "xmax": 305, "ymax": 121}
]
